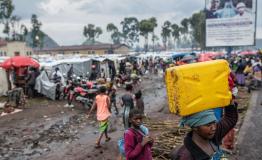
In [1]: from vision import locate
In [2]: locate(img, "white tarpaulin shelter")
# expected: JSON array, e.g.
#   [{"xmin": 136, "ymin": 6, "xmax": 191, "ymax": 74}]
[
  {"xmin": 91, "ymin": 57, "xmax": 116, "ymax": 79},
  {"xmin": 35, "ymin": 71, "xmax": 56, "ymax": 100},
  {"xmin": 40, "ymin": 58, "xmax": 92, "ymax": 78},
  {"xmin": 0, "ymin": 57, "xmax": 10, "ymax": 96},
  {"xmin": 0, "ymin": 68, "xmax": 8, "ymax": 96}
]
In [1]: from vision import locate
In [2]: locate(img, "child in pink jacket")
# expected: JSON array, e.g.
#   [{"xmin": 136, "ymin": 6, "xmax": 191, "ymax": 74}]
[{"xmin": 124, "ymin": 109, "xmax": 153, "ymax": 160}]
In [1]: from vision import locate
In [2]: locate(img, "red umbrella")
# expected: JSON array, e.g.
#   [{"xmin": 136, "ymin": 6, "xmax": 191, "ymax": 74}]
[{"xmin": 0, "ymin": 56, "xmax": 40, "ymax": 69}]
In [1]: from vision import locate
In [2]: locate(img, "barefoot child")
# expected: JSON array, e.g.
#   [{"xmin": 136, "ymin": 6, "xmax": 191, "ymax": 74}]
[{"xmin": 87, "ymin": 86, "xmax": 111, "ymax": 148}]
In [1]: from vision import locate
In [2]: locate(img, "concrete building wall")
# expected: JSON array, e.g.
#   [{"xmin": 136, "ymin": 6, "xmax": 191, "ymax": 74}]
[
  {"xmin": 0, "ymin": 47, "xmax": 8, "ymax": 56},
  {"xmin": 114, "ymin": 46, "xmax": 129, "ymax": 54},
  {"xmin": 0, "ymin": 41, "xmax": 33, "ymax": 57}
]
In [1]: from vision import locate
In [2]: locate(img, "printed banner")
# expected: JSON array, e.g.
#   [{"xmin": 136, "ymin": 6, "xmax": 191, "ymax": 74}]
[{"xmin": 205, "ymin": 0, "xmax": 256, "ymax": 47}]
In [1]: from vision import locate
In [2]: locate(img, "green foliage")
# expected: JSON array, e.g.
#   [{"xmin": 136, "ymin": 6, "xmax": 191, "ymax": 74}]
[
  {"xmin": 0, "ymin": 0, "xmax": 14, "ymax": 38},
  {"xmin": 189, "ymin": 11, "xmax": 205, "ymax": 49},
  {"xmin": 107, "ymin": 23, "xmax": 118, "ymax": 32},
  {"xmin": 0, "ymin": 0, "xmax": 14, "ymax": 20},
  {"xmin": 171, "ymin": 23, "xmax": 180, "ymax": 49},
  {"xmin": 120, "ymin": 17, "xmax": 139, "ymax": 47},
  {"xmin": 83, "ymin": 24, "xmax": 103, "ymax": 44},
  {"xmin": 161, "ymin": 21, "xmax": 172, "ymax": 50},
  {"xmin": 3, "ymin": 22, "xmax": 9, "ymax": 34},
  {"xmin": 180, "ymin": 18, "xmax": 190, "ymax": 33},
  {"xmin": 139, "ymin": 17, "xmax": 157, "ymax": 52},
  {"xmin": 31, "ymin": 14, "xmax": 44, "ymax": 48},
  {"xmin": 107, "ymin": 23, "xmax": 122, "ymax": 44}
]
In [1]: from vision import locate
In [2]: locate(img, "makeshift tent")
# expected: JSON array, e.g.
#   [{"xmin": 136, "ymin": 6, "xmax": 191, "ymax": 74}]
[
  {"xmin": 0, "ymin": 68, "xmax": 8, "ymax": 96},
  {"xmin": 35, "ymin": 71, "xmax": 56, "ymax": 100},
  {"xmin": 0, "ymin": 57, "xmax": 10, "ymax": 96},
  {"xmin": 40, "ymin": 58, "xmax": 92, "ymax": 79},
  {"xmin": 91, "ymin": 57, "xmax": 115, "ymax": 79}
]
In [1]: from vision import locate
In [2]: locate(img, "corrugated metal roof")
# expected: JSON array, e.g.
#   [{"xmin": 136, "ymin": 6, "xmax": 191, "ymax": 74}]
[{"xmin": 35, "ymin": 44, "xmax": 129, "ymax": 52}]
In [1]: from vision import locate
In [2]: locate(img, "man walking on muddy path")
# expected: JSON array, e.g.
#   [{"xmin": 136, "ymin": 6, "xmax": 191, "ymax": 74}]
[{"xmin": 87, "ymin": 86, "xmax": 111, "ymax": 148}]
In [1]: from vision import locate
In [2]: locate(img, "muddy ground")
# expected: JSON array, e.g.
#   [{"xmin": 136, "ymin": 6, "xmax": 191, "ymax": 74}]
[
  {"xmin": 0, "ymin": 74, "xmax": 176, "ymax": 160},
  {"xmin": 0, "ymin": 74, "xmax": 252, "ymax": 160}
]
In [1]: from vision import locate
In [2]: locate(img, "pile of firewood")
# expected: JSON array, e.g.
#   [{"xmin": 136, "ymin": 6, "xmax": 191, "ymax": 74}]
[{"xmin": 144, "ymin": 119, "xmax": 190, "ymax": 160}]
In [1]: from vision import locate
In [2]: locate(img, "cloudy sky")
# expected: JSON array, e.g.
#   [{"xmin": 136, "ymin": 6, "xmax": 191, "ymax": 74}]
[{"xmin": 9, "ymin": 0, "xmax": 262, "ymax": 46}]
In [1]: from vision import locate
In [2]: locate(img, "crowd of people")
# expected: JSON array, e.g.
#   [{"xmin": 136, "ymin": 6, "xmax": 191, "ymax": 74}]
[
  {"xmin": 229, "ymin": 55, "xmax": 262, "ymax": 91},
  {"xmin": 84, "ymin": 53, "xmax": 261, "ymax": 160},
  {"xmin": 4, "ymin": 52, "xmax": 261, "ymax": 159}
]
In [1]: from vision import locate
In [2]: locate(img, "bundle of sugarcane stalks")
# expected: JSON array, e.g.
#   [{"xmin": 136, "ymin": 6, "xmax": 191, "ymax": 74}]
[{"xmin": 144, "ymin": 119, "xmax": 190, "ymax": 160}]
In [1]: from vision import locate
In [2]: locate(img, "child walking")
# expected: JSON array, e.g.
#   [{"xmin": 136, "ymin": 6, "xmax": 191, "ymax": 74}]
[
  {"xmin": 124, "ymin": 109, "xmax": 153, "ymax": 160},
  {"xmin": 135, "ymin": 90, "xmax": 145, "ymax": 115},
  {"xmin": 107, "ymin": 82, "xmax": 119, "ymax": 115},
  {"xmin": 87, "ymin": 86, "xmax": 111, "ymax": 148}
]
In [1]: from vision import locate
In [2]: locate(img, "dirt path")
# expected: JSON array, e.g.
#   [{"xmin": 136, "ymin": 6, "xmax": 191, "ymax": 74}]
[
  {"xmin": 0, "ymin": 74, "xmax": 174, "ymax": 160},
  {"xmin": 0, "ymin": 74, "xmax": 254, "ymax": 160}
]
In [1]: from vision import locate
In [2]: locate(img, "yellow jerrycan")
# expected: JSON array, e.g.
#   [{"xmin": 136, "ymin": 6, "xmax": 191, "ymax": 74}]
[{"xmin": 165, "ymin": 60, "xmax": 232, "ymax": 116}]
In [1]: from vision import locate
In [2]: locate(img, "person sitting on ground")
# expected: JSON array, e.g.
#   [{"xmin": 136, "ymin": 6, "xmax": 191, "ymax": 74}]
[
  {"xmin": 87, "ymin": 86, "xmax": 111, "ymax": 148},
  {"xmin": 124, "ymin": 109, "xmax": 154, "ymax": 160},
  {"xmin": 170, "ymin": 101, "xmax": 238, "ymax": 160},
  {"xmin": 135, "ymin": 90, "xmax": 145, "ymax": 115}
]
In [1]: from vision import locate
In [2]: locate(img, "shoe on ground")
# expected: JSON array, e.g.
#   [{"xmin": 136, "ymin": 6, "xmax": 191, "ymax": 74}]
[{"xmin": 64, "ymin": 104, "xmax": 69, "ymax": 107}]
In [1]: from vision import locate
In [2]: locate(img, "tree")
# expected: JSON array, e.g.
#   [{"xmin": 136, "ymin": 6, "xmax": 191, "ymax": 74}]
[
  {"xmin": 0, "ymin": 0, "xmax": 14, "ymax": 39},
  {"xmin": 20, "ymin": 24, "xmax": 28, "ymax": 41},
  {"xmin": 152, "ymin": 34, "xmax": 159, "ymax": 52},
  {"xmin": 171, "ymin": 23, "xmax": 180, "ymax": 49},
  {"xmin": 181, "ymin": 18, "xmax": 190, "ymax": 33},
  {"xmin": 107, "ymin": 23, "xmax": 118, "ymax": 32},
  {"xmin": 83, "ymin": 24, "xmax": 103, "ymax": 44},
  {"xmin": 120, "ymin": 17, "xmax": 139, "ymax": 47},
  {"xmin": 149, "ymin": 17, "xmax": 158, "ymax": 52},
  {"xmin": 189, "ymin": 11, "xmax": 205, "ymax": 49},
  {"xmin": 31, "ymin": 14, "xmax": 44, "ymax": 48},
  {"xmin": 139, "ymin": 19, "xmax": 155, "ymax": 52},
  {"xmin": 179, "ymin": 18, "xmax": 190, "ymax": 45},
  {"xmin": 10, "ymin": 15, "xmax": 21, "ymax": 40},
  {"xmin": 2, "ymin": 22, "xmax": 9, "ymax": 37},
  {"xmin": 107, "ymin": 23, "xmax": 122, "ymax": 44},
  {"xmin": 161, "ymin": 21, "xmax": 172, "ymax": 50}
]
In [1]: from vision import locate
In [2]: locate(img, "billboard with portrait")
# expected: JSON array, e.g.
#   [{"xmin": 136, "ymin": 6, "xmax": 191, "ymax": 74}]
[{"xmin": 205, "ymin": 0, "xmax": 257, "ymax": 47}]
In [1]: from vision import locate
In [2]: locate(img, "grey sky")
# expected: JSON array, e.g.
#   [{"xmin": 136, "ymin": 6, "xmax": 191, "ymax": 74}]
[{"xmin": 10, "ymin": 0, "xmax": 262, "ymax": 46}]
